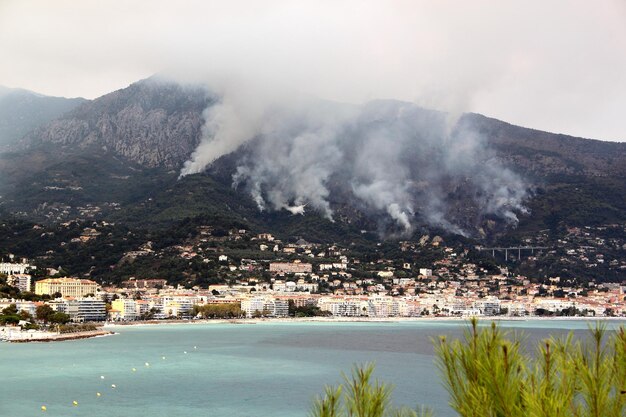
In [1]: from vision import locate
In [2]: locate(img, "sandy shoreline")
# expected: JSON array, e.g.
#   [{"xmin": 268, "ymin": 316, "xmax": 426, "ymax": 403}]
[
  {"xmin": 3, "ymin": 316, "xmax": 624, "ymax": 343},
  {"xmin": 104, "ymin": 315, "xmax": 626, "ymax": 328}
]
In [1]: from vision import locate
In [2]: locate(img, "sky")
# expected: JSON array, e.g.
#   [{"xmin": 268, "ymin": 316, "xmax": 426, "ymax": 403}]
[{"xmin": 0, "ymin": 0, "xmax": 625, "ymax": 141}]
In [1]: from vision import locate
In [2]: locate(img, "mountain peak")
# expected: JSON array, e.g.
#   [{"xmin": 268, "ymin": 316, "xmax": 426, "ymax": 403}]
[{"xmin": 22, "ymin": 78, "xmax": 213, "ymax": 169}]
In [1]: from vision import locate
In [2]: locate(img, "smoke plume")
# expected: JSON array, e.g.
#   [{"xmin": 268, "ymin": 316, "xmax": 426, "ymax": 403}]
[{"xmin": 180, "ymin": 93, "xmax": 528, "ymax": 236}]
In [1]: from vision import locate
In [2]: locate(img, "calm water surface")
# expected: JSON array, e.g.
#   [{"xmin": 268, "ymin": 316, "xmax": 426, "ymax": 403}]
[{"xmin": 1, "ymin": 319, "xmax": 624, "ymax": 417}]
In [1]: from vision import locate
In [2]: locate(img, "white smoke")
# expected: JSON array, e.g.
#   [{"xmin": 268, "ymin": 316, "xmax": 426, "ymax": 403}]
[
  {"xmin": 180, "ymin": 94, "xmax": 529, "ymax": 235},
  {"xmin": 229, "ymin": 96, "xmax": 354, "ymax": 220},
  {"xmin": 180, "ymin": 81, "xmax": 271, "ymax": 177}
]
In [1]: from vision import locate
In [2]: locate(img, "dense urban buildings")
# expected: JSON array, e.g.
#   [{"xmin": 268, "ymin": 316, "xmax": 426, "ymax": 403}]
[{"xmin": 1, "ymin": 223, "xmax": 625, "ymax": 327}]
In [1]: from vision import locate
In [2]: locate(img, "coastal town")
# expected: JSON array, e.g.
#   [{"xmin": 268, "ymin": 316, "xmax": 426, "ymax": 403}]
[{"xmin": 2, "ymin": 223, "xmax": 625, "ymax": 341}]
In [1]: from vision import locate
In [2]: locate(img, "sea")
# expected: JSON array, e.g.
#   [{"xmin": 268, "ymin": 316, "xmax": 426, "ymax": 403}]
[{"xmin": 1, "ymin": 319, "xmax": 624, "ymax": 417}]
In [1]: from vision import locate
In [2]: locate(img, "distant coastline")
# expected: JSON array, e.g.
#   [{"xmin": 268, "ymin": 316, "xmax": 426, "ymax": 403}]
[
  {"xmin": 4, "ymin": 316, "xmax": 624, "ymax": 343},
  {"xmin": 104, "ymin": 315, "xmax": 626, "ymax": 328}
]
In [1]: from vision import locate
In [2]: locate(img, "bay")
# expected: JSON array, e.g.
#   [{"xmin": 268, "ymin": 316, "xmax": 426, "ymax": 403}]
[{"xmin": 1, "ymin": 319, "xmax": 624, "ymax": 417}]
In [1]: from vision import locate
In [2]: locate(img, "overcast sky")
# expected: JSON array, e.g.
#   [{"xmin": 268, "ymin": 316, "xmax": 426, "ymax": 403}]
[{"xmin": 0, "ymin": 0, "xmax": 624, "ymax": 141}]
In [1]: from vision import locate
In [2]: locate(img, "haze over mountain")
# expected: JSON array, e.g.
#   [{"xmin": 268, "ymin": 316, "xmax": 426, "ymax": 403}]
[
  {"xmin": 0, "ymin": 86, "xmax": 86, "ymax": 149},
  {"xmin": 0, "ymin": 77, "xmax": 624, "ymax": 243}
]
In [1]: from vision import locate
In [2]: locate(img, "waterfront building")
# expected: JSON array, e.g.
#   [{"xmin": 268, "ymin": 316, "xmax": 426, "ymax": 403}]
[
  {"xmin": 160, "ymin": 295, "xmax": 197, "ymax": 318},
  {"xmin": 472, "ymin": 297, "xmax": 501, "ymax": 316},
  {"xmin": 241, "ymin": 297, "xmax": 289, "ymax": 318},
  {"xmin": 533, "ymin": 298, "xmax": 575, "ymax": 313},
  {"xmin": 499, "ymin": 301, "xmax": 529, "ymax": 316},
  {"xmin": 111, "ymin": 298, "xmax": 138, "ymax": 320},
  {"xmin": 318, "ymin": 296, "xmax": 366, "ymax": 317},
  {"xmin": 65, "ymin": 298, "xmax": 107, "ymax": 322},
  {"xmin": 46, "ymin": 297, "xmax": 106, "ymax": 321},
  {"xmin": 274, "ymin": 294, "xmax": 319, "ymax": 308},
  {"xmin": 367, "ymin": 296, "xmax": 399, "ymax": 317},
  {"xmin": 35, "ymin": 278, "xmax": 100, "ymax": 297},
  {"xmin": 136, "ymin": 299, "xmax": 151, "ymax": 317},
  {"xmin": 396, "ymin": 299, "xmax": 423, "ymax": 317},
  {"xmin": 108, "ymin": 308, "xmax": 122, "ymax": 321}
]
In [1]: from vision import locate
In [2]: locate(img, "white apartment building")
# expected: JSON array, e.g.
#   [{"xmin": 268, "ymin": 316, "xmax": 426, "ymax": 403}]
[
  {"xmin": 367, "ymin": 296, "xmax": 399, "ymax": 317},
  {"xmin": 46, "ymin": 298, "xmax": 107, "ymax": 322},
  {"xmin": 241, "ymin": 297, "xmax": 289, "ymax": 318},
  {"xmin": 472, "ymin": 297, "xmax": 501, "ymax": 316},
  {"xmin": 533, "ymin": 298, "xmax": 575, "ymax": 313},
  {"xmin": 500, "ymin": 301, "xmax": 529, "ymax": 316},
  {"xmin": 7, "ymin": 274, "xmax": 32, "ymax": 292},
  {"xmin": 318, "ymin": 297, "xmax": 366, "ymax": 317},
  {"xmin": 318, "ymin": 262, "xmax": 348, "ymax": 271},
  {"xmin": 272, "ymin": 280, "xmax": 318, "ymax": 293},
  {"xmin": 418, "ymin": 268, "xmax": 433, "ymax": 277},
  {"xmin": 0, "ymin": 261, "xmax": 33, "ymax": 276},
  {"xmin": 0, "ymin": 299, "xmax": 37, "ymax": 316},
  {"xmin": 160, "ymin": 296, "xmax": 198, "ymax": 318},
  {"xmin": 66, "ymin": 298, "xmax": 107, "ymax": 322}
]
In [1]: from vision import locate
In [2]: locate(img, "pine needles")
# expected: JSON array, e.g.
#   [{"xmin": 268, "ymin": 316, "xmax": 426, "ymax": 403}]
[
  {"xmin": 310, "ymin": 320, "xmax": 626, "ymax": 417},
  {"xmin": 310, "ymin": 363, "xmax": 433, "ymax": 417},
  {"xmin": 436, "ymin": 318, "xmax": 626, "ymax": 417}
]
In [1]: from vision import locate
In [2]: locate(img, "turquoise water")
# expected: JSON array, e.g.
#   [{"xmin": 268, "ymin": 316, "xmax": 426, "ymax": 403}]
[{"xmin": 1, "ymin": 319, "xmax": 624, "ymax": 417}]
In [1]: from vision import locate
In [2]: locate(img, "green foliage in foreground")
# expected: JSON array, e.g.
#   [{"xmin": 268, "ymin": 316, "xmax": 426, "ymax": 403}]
[
  {"xmin": 437, "ymin": 319, "xmax": 626, "ymax": 417},
  {"xmin": 311, "ymin": 320, "xmax": 626, "ymax": 417},
  {"xmin": 310, "ymin": 364, "xmax": 433, "ymax": 417}
]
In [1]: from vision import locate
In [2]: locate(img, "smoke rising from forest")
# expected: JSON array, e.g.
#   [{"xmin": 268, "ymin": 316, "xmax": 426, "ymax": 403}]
[{"xmin": 181, "ymin": 94, "xmax": 528, "ymax": 235}]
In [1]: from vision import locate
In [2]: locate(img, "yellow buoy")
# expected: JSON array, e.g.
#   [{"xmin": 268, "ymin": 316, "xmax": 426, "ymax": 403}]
[
  {"xmin": 132, "ymin": 368, "xmax": 137, "ymax": 372},
  {"xmin": 96, "ymin": 392, "xmax": 101, "ymax": 397},
  {"xmin": 41, "ymin": 405, "xmax": 47, "ymax": 411},
  {"xmin": 72, "ymin": 401, "xmax": 78, "ymax": 407}
]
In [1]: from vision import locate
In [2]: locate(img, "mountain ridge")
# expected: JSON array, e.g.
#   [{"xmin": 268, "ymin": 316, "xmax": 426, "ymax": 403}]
[
  {"xmin": 0, "ymin": 86, "xmax": 86, "ymax": 149},
  {"xmin": 11, "ymin": 77, "xmax": 626, "ymax": 179},
  {"xmin": 0, "ymin": 77, "xmax": 623, "ymax": 244},
  {"xmin": 19, "ymin": 77, "xmax": 212, "ymax": 169}
]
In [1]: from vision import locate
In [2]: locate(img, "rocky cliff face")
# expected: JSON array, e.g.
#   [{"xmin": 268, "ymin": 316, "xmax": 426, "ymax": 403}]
[{"xmin": 24, "ymin": 77, "xmax": 212, "ymax": 169}]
